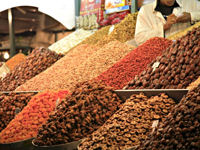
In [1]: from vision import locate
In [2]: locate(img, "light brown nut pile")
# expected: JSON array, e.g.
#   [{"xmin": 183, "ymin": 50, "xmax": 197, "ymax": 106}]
[
  {"xmin": 125, "ymin": 26, "xmax": 200, "ymax": 89},
  {"xmin": 16, "ymin": 41, "xmax": 133, "ymax": 92},
  {"xmin": 33, "ymin": 80, "xmax": 124, "ymax": 146},
  {"xmin": 109, "ymin": 12, "xmax": 138, "ymax": 43},
  {"xmin": 138, "ymin": 85, "xmax": 200, "ymax": 150},
  {"xmin": 78, "ymin": 93, "xmax": 176, "ymax": 150},
  {"xmin": 15, "ymin": 44, "xmax": 99, "ymax": 92},
  {"xmin": 0, "ymin": 47, "xmax": 63, "ymax": 91},
  {"xmin": 187, "ymin": 76, "xmax": 200, "ymax": 91},
  {"xmin": 80, "ymin": 25, "xmax": 111, "ymax": 45},
  {"xmin": 0, "ymin": 92, "xmax": 36, "ymax": 132}
]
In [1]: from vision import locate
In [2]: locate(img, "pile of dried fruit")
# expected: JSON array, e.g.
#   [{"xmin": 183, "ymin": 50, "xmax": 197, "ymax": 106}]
[
  {"xmin": 78, "ymin": 93, "xmax": 176, "ymax": 150},
  {"xmin": 187, "ymin": 76, "xmax": 200, "ymax": 90},
  {"xmin": 0, "ymin": 90, "xmax": 69, "ymax": 143},
  {"xmin": 124, "ymin": 27, "xmax": 200, "ymax": 89},
  {"xmin": 16, "ymin": 44, "xmax": 99, "ymax": 92},
  {"xmin": 17, "ymin": 41, "xmax": 133, "ymax": 92},
  {"xmin": 34, "ymin": 80, "xmax": 124, "ymax": 146},
  {"xmin": 0, "ymin": 92, "xmax": 36, "ymax": 132},
  {"xmin": 0, "ymin": 47, "xmax": 63, "ymax": 91},
  {"xmin": 49, "ymin": 29, "xmax": 95, "ymax": 54},
  {"xmin": 138, "ymin": 85, "xmax": 200, "ymax": 150},
  {"xmin": 97, "ymin": 37, "xmax": 172, "ymax": 89},
  {"xmin": 168, "ymin": 21, "xmax": 200, "ymax": 40},
  {"xmin": 80, "ymin": 25, "xmax": 111, "ymax": 45},
  {"xmin": 6, "ymin": 53, "xmax": 26, "ymax": 70}
]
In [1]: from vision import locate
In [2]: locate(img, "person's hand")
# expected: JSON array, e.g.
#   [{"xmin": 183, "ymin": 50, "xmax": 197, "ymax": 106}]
[
  {"xmin": 176, "ymin": 12, "xmax": 191, "ymax": 23},
  {"xmin": 164, "ymin": 14, "xmax": 177, "ymax": 31}
]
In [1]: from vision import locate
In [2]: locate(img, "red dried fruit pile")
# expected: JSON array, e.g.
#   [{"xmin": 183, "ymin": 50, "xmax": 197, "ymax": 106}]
[
  {"xmin": 124, "ymin": 27, "xmax": 200, "ymax": 89},
  {"xmin": 97, "ymin": 37, "xmax": 172, "ymax": 89},
  {"xmin": 0, "ymin": 90, "xmax": 69, "ymax": 143},
  {"xmin": 0, "ymin": 47, "xmax": 63, "ymax": 91},
  {"xmin": 33, "ymin": 80, "xmax": 124, "ymax": 146}
]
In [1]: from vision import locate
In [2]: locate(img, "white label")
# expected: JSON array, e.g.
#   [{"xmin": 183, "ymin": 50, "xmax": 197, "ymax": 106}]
[
  {"xmin": 152, "ymin": 61, "xmax": 160, "ymax": 72},
  {"xmin": 151, "ymin": 120, "xmax": 159, "ymax": 134},
  {"xmin": 108, "ymin": 25, "xmax": 115, "ymax": 34}
]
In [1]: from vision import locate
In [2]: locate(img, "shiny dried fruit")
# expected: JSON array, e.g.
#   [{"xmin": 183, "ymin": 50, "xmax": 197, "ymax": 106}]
[
  {"xmin": 78, "ymin": 93, "xmax": 176, "ymax": 150},
  {"xmin": 34, "ymin": 80, "xmax": 124, "ymax": 146}
]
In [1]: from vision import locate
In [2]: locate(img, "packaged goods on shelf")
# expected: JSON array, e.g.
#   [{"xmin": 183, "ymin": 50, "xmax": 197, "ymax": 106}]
[
  {"xmin": 0, "ymin": 90, "xmax": 69, "ymax": 143},
  {"xmin": 78, "ymin": 93, "xmax": 176, "ymax": 150},
  {"xmin": 15, "ymin": 44, "xmax": 100, "ymax": 92},
  {"xmin": 0, "ymin": 92, "xmax": 36, "ymax": 132},
  {"xmin": 168, "ymin": 21, "xmax": 200, "ymax": 40},
  {"xmin": 6, "ymin": 53, "xmax": 26, "ymax": 71},
  {"xmin": 33, "ymin": 81, "xmax": 124, "ymax": 146},
  {"xmin": 124, "ymin": 27, "xmax": 200, "ymax": 89},
  {"xmin": 187, "ymin": 76, "xmax": 200, "ymax": 91},
  {"xmin": 16, "ymin": 41, "xmax": 134, "ymax": 92},
  {"xmin": 138, "ymin": 85, "xmax": 200, "ymax": 150},
  {"xmin": 96, "ymin": 37, "xmax": 172, "ymax": 89},
  {"xmin": 48, "ymin": 29, "xmax": 95, "ymax": 54},
  {"xmin": 0, "ymin": 47, "xmax": 63, "ymax": 91}
]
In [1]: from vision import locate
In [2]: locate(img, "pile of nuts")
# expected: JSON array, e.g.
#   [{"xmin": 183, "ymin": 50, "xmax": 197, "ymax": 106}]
[
  {"xmin": 49, "ymin": 29, "xmax": 95, "ymax": 54},
  {"xmin": 80, "ymin": 25, "xmax": 111, "ymax": 45},
  {"xmin": 97, "ymin": 37, "xmax": 172, "ymax": 89},
  {"xmin": 95, "ymin": 12, "xmax": 138, "ymax": 47},
  {"xmin": 78, "ymin": 93, "xmax": 176, "ymax": 150},
  {"xmin": 34, "ymin": 80, "xmax": 124, "ymax": 146},
  {"xmin": 187, "ymin": 76, "xmax": 200, "ymax": 91},
  {"xmin": 0, "ymin": 90, "xmax": 69, "ymax": 143},
  {"xmin": 109, "ymin": 12, "xmax": 138, "ymax": 43},
  {"xmin": 16, "ymin": 44, "xmax": 99, "ymax": 92},
  {"xmin": 0, "ymin": 47, "xmax": 63, "ymax": 91},
  {"xmin": 138, "ymin": 85, "xmax": 200, "ymax": 150},
  {"xmin": 0, "ymin": 92, "xmax": 36, "ymax": 132},
  {"xmin": 17, "ymin": 41, "xmax": 133, "ymax": 92},
  {"xmin": 124, "ymin": 27, "xmax": 200, "ymax": 89}
]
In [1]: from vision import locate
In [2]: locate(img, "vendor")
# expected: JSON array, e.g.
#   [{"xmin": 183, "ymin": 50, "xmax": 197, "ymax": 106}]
[{"xmin": 135, "ymin": 0, "xmax": 200, "ymax": 45}]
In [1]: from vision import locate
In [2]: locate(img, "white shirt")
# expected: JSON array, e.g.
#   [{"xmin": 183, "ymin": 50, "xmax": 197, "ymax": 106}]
[{"xmin": 135, "ymin": 0, "xmax": 200, "ymax": 45}]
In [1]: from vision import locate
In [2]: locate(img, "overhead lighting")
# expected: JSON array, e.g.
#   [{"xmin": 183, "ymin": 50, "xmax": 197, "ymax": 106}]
[{"xmin": 4, "ymin": 52, "xmax": 10, "ymax": 60}]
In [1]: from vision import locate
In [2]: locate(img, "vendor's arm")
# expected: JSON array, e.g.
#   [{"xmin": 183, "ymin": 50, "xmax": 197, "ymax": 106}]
[{"xmin": 135, "ymin": 6, "xmax": 164, "ymax": 45}]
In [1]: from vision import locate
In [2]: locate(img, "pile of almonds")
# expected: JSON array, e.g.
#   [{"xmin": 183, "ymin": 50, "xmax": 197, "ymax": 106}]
[
  {"xmin": 138, "ymin": 85, "xmax": 200, "ymax": 150},
  {"xmin": 15, "ymin": 44, "xmax": 99, "ymax": 92},
  {"xmin": 34, "ymin": 80, "xmax": 124, "ymax": 146},
  {"xmin": 0, "ymin": 90, "xmax": 69, "ymax": 143},
  {"xmin": 78, "ymin": 93, "xmax": 176, "ymax": 150},
  {"xmin": 0, "ymin": 92, "xmax": 36, "ymax": 131},
  {"xmin": 0, "ymin": 47, "xmax": 63, "ymax": 91},
  {"xmin": 124, "ymin": 27, "xmax": 200, "ymax": 89}
]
